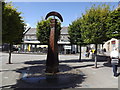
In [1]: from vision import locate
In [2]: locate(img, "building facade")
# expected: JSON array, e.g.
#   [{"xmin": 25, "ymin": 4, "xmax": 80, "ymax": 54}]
[
  {"xmin": 21, "ymin": 28, "xmax": 41, "ymax": 53},
  {"xmin": 103, "ymin": 38, "xmax": 120, "ymax": 52},
  {"xmin": 21, "ymin": 27, "xmax": 77, "ymax": 54}
]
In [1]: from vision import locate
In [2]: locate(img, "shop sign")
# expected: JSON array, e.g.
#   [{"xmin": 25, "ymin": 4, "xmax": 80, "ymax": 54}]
[{"xmin": 111, "ymin": 41, "xmax": 116, "ymax": 44}]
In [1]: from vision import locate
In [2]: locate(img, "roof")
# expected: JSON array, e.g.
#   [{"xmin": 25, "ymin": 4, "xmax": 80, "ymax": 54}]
[
  {"xmin": 61, "ymin": 27, "xmax": 68, "ymax": 34},
  {"xmin": 26, "ymin": 28, "xmax": 36, "ymax": 35},
  {"xmin": 58, "ymin": 41, "xmax": 70, "ymax": 44},
  {"xmin": 23, "ymin": 40, "xmax": 70, "ymax": 45},
  {"xmin": 25, "ymin": 27, "xmax": 68, "ymax": 35},
  {"xmin": 23, "ymin": 41, "xmax": 40, "ymax": 44}
]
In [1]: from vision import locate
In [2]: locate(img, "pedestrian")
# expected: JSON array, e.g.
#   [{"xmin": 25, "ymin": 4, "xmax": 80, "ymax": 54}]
[
  {"xmin": 89, "ymin": 49, "xmax": 93, "ymax": 59},
  {"xmin": 103, "ymin": 48, "xmax": 107, "ymax": 55},
  {"xmin": 18, "ymin": 47, "xmax": 21, "ymax": 53},
  {"xmin": 103, "ymin": 48, "xmax": 106, "ymax": 52},
  {"xmin": 91, "ymin": 49, "xmax": 95, "ymax": 59},
  {"xmin": 85, "ymin": 49, "xmax": 90, "ymax": 57},
  {"xmin": 110, "ymin": 47, "xmax": 120, "ymax": 77},
  {"xmin": 92, "ymin": 48, "xmax": 95, "ymax": 54}
]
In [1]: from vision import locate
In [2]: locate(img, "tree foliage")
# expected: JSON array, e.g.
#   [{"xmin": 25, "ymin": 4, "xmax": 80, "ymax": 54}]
[
  {"xmin": 36, "ymin": 18, "xmax": 61, "ymax": 44},
  {"xmin": 68, "ymin": 18, "xmax": 83, "ymax": 45},
  {"xmin": 2, "ymin": 2, "xmax": 25, "ymax": 44},
  {"xmin": 68, "ymin": 4, "xmax": 111, "ymax": 45},
  {"xmin": 2, "ymin": 2, "xmax": 25, "ymax": 64},
  {"xmin": 81, "ymin": 4, "xmax": 110, "ymax": 44},
  {"xmin": 106, "ymin": 7, "xmax": 120, "ymax": 39}
]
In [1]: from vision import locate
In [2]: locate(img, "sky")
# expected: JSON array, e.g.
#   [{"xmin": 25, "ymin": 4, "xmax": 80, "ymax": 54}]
[{"xmin": 11, "ymin": 2, "xmax": 119, "ymax": 28}]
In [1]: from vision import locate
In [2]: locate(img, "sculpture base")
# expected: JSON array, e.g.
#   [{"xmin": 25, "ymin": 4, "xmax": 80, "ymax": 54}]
[
  {"xmin": 18, "ymin": 65, "xmax": 84, "ymax": 88},
  {"xmin": 45, "ymin": 66, "xmax": 59, "ymax": 73}
]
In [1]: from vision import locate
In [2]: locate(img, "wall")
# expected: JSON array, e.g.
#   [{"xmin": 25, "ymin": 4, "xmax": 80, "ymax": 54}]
[{"xmin": 103, "ymin": 38, "xmax": 120, "ymax": 52}]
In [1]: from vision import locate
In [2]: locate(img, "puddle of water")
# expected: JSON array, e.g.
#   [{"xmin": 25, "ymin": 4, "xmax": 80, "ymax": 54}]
[{"xmin": 22, "ymin": 72, "xmax": 46, "ymax": 83}]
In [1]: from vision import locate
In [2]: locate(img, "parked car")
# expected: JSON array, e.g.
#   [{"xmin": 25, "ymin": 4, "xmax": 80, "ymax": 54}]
[{"xmin": 2, "ymin": 43, "xmax": 18, "ymax": 52}]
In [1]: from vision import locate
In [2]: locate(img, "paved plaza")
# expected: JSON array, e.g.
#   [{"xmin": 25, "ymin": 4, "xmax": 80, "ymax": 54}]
[{"xmin": 0, "ymin": 52, "xmax": 119, "ymax": 89}]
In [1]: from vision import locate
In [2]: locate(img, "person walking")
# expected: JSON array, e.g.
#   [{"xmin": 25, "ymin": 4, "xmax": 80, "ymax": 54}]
[
  {"xmin": 85, "ymin": 48, "xmax": 90, "ymax": 58},
  {"xmin": 110, "ymin": 47, "xmax": 120, "ymax": 77}
]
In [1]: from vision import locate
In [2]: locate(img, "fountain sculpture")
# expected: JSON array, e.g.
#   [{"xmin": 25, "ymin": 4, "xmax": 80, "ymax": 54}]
[{"xmin": 45, "ymin": 11, "xmax": 63, "ymax": 73}]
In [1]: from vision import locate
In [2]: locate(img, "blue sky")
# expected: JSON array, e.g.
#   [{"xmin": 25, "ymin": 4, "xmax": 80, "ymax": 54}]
[{"xmin": 12, "ymin": 2, "xmax": 119, "ymax": 28}]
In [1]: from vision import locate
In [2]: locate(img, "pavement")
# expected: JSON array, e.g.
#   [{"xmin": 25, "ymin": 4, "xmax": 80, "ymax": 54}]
[{"xmin": 0, "ymin": 52, "xmax": 119, "ymax": 89}]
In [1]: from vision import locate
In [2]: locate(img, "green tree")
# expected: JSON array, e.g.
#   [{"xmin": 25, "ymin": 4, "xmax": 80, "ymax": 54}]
[
  {"xmin": 36, "ymin": 18, "xmax": 61, "ymax": 45},
  {"xmin": 68, "ymin": 18, "xmax": 84, "ymax": 61},
  {"xmin": 106, "ymin": 7, "xmax": 120, "ymax": 39},
  {"xmin": 2, "ymin": 2, "xmax": 25, "ymax": 64},
  {"xmin": 82, "ymin": 4, "xmax": 110, "ymax": 44},
  {"xmin": 81, "ymin": 4, "xmax": 111, "ymax": 68},
  {"xmin": 69, "ymin": 4, "xmax": 111, "ymax": 67}
]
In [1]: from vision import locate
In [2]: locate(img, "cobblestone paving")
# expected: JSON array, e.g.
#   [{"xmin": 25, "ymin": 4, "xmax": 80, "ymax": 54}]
[{"xmin": 0, "ymin": 52, "xmax": 119, "ymax": 89}]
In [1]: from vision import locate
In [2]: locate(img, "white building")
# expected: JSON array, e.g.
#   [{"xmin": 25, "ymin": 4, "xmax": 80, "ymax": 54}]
[{"xmin": 103, "ymin": 38, "xmax": 120, "ymax": 52}]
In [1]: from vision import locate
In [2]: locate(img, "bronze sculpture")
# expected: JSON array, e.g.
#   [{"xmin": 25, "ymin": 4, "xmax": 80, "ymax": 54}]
[{"xmin": 45, "ymin": 11, "xmax": 63, "ymax": 73}]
